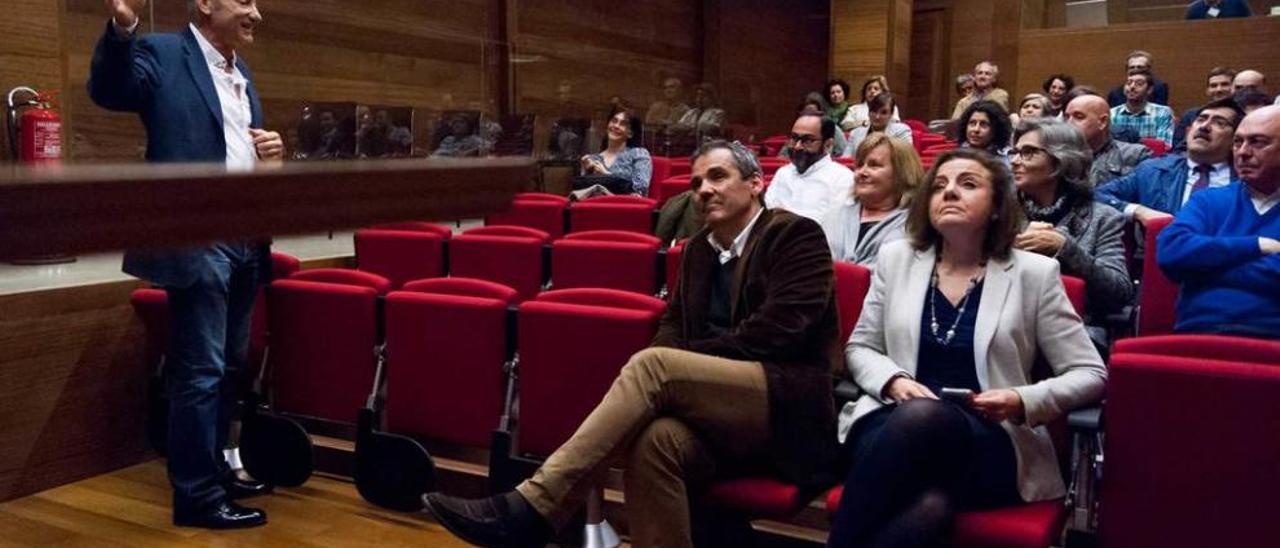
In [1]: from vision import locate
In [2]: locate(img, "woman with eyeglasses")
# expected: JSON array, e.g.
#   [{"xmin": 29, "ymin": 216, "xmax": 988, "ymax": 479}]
[
  {"xmin": 1011, "ymin": 118, "xmax": 1133, "ymax": 325},
  {"xmin": 822, "ymin": 133, "xmax": 921, "ymax": 266},
  {"xmin": 828, "ymin": 148, "xmax": 1106, "ymax": 548},
  {"xmin": 956, "ymin": 100, "xmax": 1013, "ymax": 163}
]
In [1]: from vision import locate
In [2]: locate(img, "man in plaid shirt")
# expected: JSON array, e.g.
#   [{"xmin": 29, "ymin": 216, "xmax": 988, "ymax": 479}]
[{"xmin": 1111, "ymin": 69, "xmax": 1175, "ymax": 145}]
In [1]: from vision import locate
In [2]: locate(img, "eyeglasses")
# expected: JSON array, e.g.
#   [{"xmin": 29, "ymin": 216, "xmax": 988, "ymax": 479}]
[
  {"xmin": 789, "ymin": 133, "xmax": 822, "ymax": 146},
  {"xmin": 1011, "ymin": 145, "xmax": 1047, "ymax": 162}
]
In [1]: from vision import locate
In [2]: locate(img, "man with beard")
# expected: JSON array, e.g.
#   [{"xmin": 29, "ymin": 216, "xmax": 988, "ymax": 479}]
[
  {"xmin": 1098, "ymin": 96, "xmax": 1244, "ymax": 223},
  {"xmin": 764, "ymin": 113, "xmax": 854, "ymax": 221},
  {"xmin": 1110, "ymin": 69, "xmax": 1175, "ymax": 145},
  {"xmin": 1157, "ymin": 105, "xmax": 1280, "ymax": 338}
]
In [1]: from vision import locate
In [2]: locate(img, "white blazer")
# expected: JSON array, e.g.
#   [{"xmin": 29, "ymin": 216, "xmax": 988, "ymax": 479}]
[{"xmin": 839, "ymin": 240, "xmax": 1106, "ymax": 502}]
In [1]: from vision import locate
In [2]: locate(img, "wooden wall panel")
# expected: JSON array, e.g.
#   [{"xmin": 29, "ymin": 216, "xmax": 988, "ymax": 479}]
[
  {"xmin": 1013, "ymin": 17, "xmax": 1280, "ymax": 115},
  {"xmin": 831, "ymin": 0, "xmax": 893, "ymax": 91},
  {"xmin": 0, "ymin": 0, "xmax": 65, "ymax": 161}
]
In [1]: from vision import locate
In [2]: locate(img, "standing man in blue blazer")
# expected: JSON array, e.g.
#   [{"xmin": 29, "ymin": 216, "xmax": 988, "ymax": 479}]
[{"xmin": 89, "ymin": 0, "xmax": 283, "ymax": 530}]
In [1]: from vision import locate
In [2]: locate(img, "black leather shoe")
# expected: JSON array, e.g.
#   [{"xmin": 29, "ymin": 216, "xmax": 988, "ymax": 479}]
[
  {"xmin": 225, "ymin": 477, "xmax": 273, "ymax": 500},
  {"xmin": 422, "ymin": 491, "xmax": 550, "ymax": 548},
  {"xmin": 173, "ymin": 500, "xmax": 267, "ymax": 529}
]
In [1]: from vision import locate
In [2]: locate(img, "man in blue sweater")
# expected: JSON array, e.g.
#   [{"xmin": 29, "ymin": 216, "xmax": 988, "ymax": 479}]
[{"xmin": 1157, "ymin": 105, "xmax": 1280, "ymax": 337}]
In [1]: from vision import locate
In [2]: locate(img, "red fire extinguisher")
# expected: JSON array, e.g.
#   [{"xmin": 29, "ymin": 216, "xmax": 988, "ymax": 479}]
[{"xmin": 7, "ymin": 86, "xmax": 62, "ymax": 164}]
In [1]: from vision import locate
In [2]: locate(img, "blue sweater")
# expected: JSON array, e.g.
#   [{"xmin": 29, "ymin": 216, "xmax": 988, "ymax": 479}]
[{"xmin": 1157, "ymin": 183, "xmax": 1280, "ymax": 337}]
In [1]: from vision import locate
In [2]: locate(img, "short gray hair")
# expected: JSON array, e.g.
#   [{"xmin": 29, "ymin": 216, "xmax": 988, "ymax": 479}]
[
  {"xmin": 690, "ymin": 140, "xmax": 762, "ymax": 180},
  {"xmin": 1014, "ymin": 118, "xmax": 1093, "ymax": 203}
]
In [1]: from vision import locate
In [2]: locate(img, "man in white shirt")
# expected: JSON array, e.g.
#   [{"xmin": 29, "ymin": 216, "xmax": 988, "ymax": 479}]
[{"xmin": 765, "ymin": 114, "xmax": 854, "ymax": 221}]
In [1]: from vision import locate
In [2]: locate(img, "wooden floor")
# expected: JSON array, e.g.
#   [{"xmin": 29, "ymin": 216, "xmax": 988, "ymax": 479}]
[{"xmin": 0, "ymin": 460, "xmax": 469, "ymax": 547}]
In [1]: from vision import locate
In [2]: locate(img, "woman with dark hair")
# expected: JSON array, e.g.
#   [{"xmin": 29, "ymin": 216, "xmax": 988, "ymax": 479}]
[
  {"xmin": 580, "ymin": 108, "xmax": 653, "ymax": 195},
  {"xmin": 827, "ymin": 78, "xmax": 853, "ymax": 128},
  {"xmin": 842, "ymin": 75, "xmax": 901, "ymax": 131},
  {"xmin": 846, "ymin": 92, "xmax": 914, "ymax": 155},
  {"xmin": 1010, "ymin": 93, "xmax": 1053, "ymax": 127},
  {"xmin": 957, "ymin": 100, "xmax": 1013, "ymax": 161},
  {"xmin": 1010, "ymin": 118, "xmax": 1133, "ymax": 320},
  {"xmin": 828, "ymin": 148, "xmax": 1106, "ymax": 547},
  {"xmin": 1041, "ymin": 74, "xmax": 1075, "ymax": 116}
]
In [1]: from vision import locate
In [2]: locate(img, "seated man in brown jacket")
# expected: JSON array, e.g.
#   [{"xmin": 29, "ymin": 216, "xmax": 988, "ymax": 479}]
[{"xmin": 423, "ymin": 140, "xmax": 841, "ymax": 548}]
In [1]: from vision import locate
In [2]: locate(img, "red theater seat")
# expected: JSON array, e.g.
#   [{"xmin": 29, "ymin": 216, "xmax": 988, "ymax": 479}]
[
  {"xmin": 655, "ymin": 176, "xmax": 693, "ymax": 206},
  {"xmin": 383, "ymin": 278, "xmax": 518, "ymax": 448},
  {"xmin": 1114, "ymin": 334, "xmax": 1280, "ymax": 365},
  {"xmin": 664, "ymin": 240, "xmax": 686, "ymax": 297},
  {"xmin": 568, "ymin": 195, "xmax": 657, "ymax": 234},
  {"xmin": 650, "ymin": 156, "xmax": 673, "ymax": 192},
  {"xmin": 485, "ymin": 193, "xmax": 568, "ymax": 240},
  {"xmin": 1140, "ymin": 138, "xmax": 1169, "ymax": 157},
  {"xmin": 449, "ymin": 225, "xmax": 550, "ymax": 302},
  {"xmin": 1137, "ymin": 216, "xmax": 1177, "ymax": 335},
  {"xmin": 552, "ymin": 230, "xmax": 662, "ymax": 295},
  {"xmin": 353, "ymin": 226, "xmax": 449, "ymax": 289}
]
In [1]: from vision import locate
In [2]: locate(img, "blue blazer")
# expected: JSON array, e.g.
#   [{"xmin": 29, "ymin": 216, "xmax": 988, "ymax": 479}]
[
  {"xmin": 88, "ymin": 22, "xmax": 269, "ymax": 287},
  {"xmin": 1094, "ymin": 154, "xmax": 1238, "ymax": 217}
]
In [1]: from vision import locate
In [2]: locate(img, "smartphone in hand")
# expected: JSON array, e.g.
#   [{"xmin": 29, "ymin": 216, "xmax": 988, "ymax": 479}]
[{"xmin": 940, "ymin": 387, "xmax": 975, "ymax": 406}]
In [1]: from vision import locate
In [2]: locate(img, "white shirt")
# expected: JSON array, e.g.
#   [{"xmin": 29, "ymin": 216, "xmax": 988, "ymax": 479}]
[
  {"xmin": 1248, "ymin": 185, "xmax": 1280, "ymax": 215},
  {"xmin": 707, "ymin": 207, "xmax": 764, "ymax": 265},
  {"xmin": 763, "ymin": 156, "xmax": 855, "ymax": 221},
  {"xmin": 1180, "ymin": 158, "xmax": 1232, "ymax": 205},
  {"xmin": 189, "ymin": 23, "xmax": 257, "ymax": 170}
]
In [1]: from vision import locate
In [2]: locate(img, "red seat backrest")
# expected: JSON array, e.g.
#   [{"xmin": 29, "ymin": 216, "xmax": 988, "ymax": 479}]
[
  {"xmin": 552, "ymin": 232, "xmax": 662, "ymax": 295},
  {"xmin": 463, "ymin": 225, "xmax": 550, "ymax": 241},
  {"xmin": 401, "ymin": 277, "xmax": 521, "ymax": 303},
  {"xmin": 486, "ymin": 195, "xmax": 567, "ymax": 240},
  {"xmin": 288, "ymin": 268, "xmax": 393, "ymax": 294},
  {"xmin": 1140, "ymin": 138, "xmax": 1169, "ymax": 158},
  {"xmin": 665, "ymin": 240, "xmax": 686, "ymax": 297},
  {"xmin": 656, "ymin": 177, "xmax": 694, "ymax": 206},
  {"xmin": 650, "ymin": 156, "xmax": 673, "ymax": 191},
  {"xmin": 1138, "ymin": 216, "xmax": 1178, "ymax": 335},
  {"xmin": 354, "ymin": 229, "xmax": 447, "ymax": 289},
  {"xmin": 833, "ymin": 262, "xmax": 872, "ymax": 343},
  {"xmin": 904, "ymin": 119, "xmax": 927, "ymax": 133},
  {"xmin": 369, "ymin": 221, "xmax": 453, "ymax": 238},
  {"xmin": 449, "ymin": 228, "xmax": 548, "ymax": 302},
  {"xmin": 1114, "ymin": 334, "xmax": 1280, "ymax": 365},
  {"xmin": 568, "ymin": 199, "xmax": 656, "ymax": 234},
  {"xmin": 1060, "ymin": 275, "xmax": 1086, "ymax": 317}
]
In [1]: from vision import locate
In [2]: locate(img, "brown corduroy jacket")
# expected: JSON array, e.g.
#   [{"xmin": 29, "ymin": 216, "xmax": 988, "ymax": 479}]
[{"xmin": 652, "ymin": 207, "xmax": 841, "ymax": 491}]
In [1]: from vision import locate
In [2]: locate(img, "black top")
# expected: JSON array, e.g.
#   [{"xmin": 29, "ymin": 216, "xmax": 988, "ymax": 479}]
[
  {"xmin": 915, "ymin": 280, "xmax": 984, "ymax": 394},
  {"xmin": 856, "ymin": 220, "xmax": 879, "ymax": 246},
  {"xmin": 707, "ymin": 257, "xmax": 738, "ymax": 335}
]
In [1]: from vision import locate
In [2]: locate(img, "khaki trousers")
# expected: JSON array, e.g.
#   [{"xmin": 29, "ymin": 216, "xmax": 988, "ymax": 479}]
[{"xmin": 515, "ymin": 347, "xmax": 771, "ymax": 548}]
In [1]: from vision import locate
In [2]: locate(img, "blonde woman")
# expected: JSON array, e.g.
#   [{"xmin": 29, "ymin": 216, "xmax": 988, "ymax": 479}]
[{"xmin": 821, "ymin": 132, "xmax": 922, "ymax": 265}]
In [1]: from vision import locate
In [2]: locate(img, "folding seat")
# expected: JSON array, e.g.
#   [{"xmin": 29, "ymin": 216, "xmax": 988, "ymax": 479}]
[
  {"xmin": 382, "ymin": 278, "xmax": 519, "ymax": 449},
  {"xmin": 1139, "ymin": 138, "xmax": 1169, "ymax": 158},
  {"xmin": 353, "ymin": 223, "xmax": 451, "ymax": 289},
  {"xmin": 823, "ymin": 275, "xmax": 1093, "ymax": 548},
  {"xmin": 668, "ymin": 157, "xmax": 692, "ymax": 177},
  {"xmin": 448, "ymin": 225, "xmax": 549, "ymax": 302},
  {"xmin": 485, "ymin": 192, "xmax": 568, "ymax": 240},
  {"xmin": 552, "ymin": 230, "xmax": 662, "ymax": 295},
  {"xmin": 833, "ymin": 262, "xmax": 872, "ymax": 342},
  {"xmin": 1101, "ymin": 351, "xmax": 1280, "ymax": 548},
  {"xmin": 760, "ymin": 135, "xmax": 791, "ymax": 157},
  {"xmin": 654, "ymin": 176, "xmax": 693, "ymax": 206},
  {"xmin": 664, "ymin": 240, "xmax": 686, "ymax": 298},
  {"xmin": 1113, "ymin": 333, "xmax": 1280, "ymax": 365},
  {"xmin": 1136, "ymin": 216, "xmax": 1177, "ymax": 335},
  {"xmin": 903, "ymin": 119, "xmax": 928, "ymax": 133},
  {"xmin": 649, "ymin": 156, "xmax": 673, "ymax": 194},
  {"xmin": 267, "ymin": 269, "xmax": 391, "ymax": 426},
  {"xmin": 567, "ymin": 195, "xmax": 657, "ymax": 234},
  {"xmin": 758, "ymin": 157, "xmax": 790, "ymax": 176}
]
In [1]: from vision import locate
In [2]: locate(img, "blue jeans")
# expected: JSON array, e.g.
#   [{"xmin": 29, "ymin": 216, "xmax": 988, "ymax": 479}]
[{"xmin": 164, "ymin": 242, "xmax": 262, "ymax": 511}]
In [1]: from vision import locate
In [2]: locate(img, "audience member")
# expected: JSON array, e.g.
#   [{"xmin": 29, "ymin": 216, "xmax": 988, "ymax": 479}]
[
  {"xmin": 1233, "ymin": 69, "xmax": 1268, "ymax": 95},
  {"xmin": 1173, "ymin": 66, "xmax": 1236, "ymax": 150},
  {"xmin": 822, "ymin": 133, "xmax": 922, "ymax": 265},
  {"xmin": 783, "ymin": 99, "xmax": 849, "ymax": 158},
  {"xmin": 1110, "ymin": 70, "xmax": 1175, "ymax": 145},
  {"xmin": 432, "ymin": 113, "xmax": 486, "ymax": 157},
  {"xmin": 828, "ymin": 148, "xmax": 1106, "ymax": 548},
  {"xmin": 1107, "ymin": 50, "xmax": 1170, "ymax": 107},
  {"xmin": 1011, "ymin": 119, "xmax": 1133, "ymax": 323},
  {"xmin": 955, "ymin": 74, "xmax": 975, "ymax": 102},
  {"xmin": 766, "ymin": 113, "xmax": 855, "ymax": 221},
  {"xmin": 1157, "ymin": 105, "xmax": 1280, "ymax": 338},
  {"xmin": 1042, "ymin": 74, "xmax": 1075, "ymax": 116},
  {"xmin": 951, "ymin": 61, "xmax": 1010, "ymax": 119},
  {"xmin": 425, "ymin": 141, "xmax": 842, "ymax": 547},
  {"xmin": 827, "ymin": 78, "xmax": 853, "ymax": 129},
  {"xmin": 1065, "ymin": 94, "xmax": 1152, "ymax": 186},
  {"xmin": 956, "ymin": 100, "xmax": 1013, "ymax": 160},
  {"xmin": 671, "ymin": 82, "xmax": 726, "ymax": 143},
  {"xmin": 1236, "ymin": 89, "xmax": 1274, "ymax": 114},
  {"xmin": 1099, "ymin": 96, "xmax": 1244, "ymax": 222},
  {"xmin": 846, "ymin": 92, "xmax": 913, "ymax": 155},
  {"xmin": 579, "ymin": 108, "xmax": 654, "ymax": 196},
  {"xmin": 1186, "ymin": 0, "xmax": 1253, "ymax": 19},
  {"xmin": 644, "ymin": 77, "xmax": 691, "ymax": 128},
  {"xmin": 1011, "ymin": 93, "xmax": 1053, "ymax": 127},
  {"xmin": 843, "ymin": 75, "xmax": 901, "ymax": 131}
]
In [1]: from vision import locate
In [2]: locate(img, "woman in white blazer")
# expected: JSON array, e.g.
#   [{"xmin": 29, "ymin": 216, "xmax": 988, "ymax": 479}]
[{"xmin": 827, "ymin": 148, "xmax": 1106, "ymax": 548}]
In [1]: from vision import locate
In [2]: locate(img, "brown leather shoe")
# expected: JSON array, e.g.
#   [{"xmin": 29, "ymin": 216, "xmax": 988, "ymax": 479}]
[{"xmin": 422, "ymin": 491, "xmax": 550, "ymax": 548}]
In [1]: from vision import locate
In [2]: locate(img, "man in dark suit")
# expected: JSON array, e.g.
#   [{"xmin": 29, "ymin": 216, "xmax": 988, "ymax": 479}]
[
  {"xmin": 423, "ymin": 141, "xmax": 840, "ymax": 547},
  {"xmin": 89, "ymin": 0, "xmax": 283, "ymax": 530}
]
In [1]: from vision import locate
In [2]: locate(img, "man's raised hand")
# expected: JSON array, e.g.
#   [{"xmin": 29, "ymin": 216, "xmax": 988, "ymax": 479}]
[{"xmin": 105, "ymin": 0, "xmax": 148, "ymax": 29}]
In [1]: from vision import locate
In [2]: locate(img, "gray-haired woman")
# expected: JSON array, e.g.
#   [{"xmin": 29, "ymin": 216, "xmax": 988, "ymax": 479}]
[{"xmin": 1010, "ymin": 118, "xmax": 1133, "ymax": 320}]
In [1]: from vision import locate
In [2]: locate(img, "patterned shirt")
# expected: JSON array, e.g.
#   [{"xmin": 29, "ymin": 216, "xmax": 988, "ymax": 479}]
[
  {"xmin": 1110, "ymin": 102, "xmax": 1175, "ymax": 145},
  {"xmin": 587, "ymin": 146, "xmax": 653, "ymax": 196}
]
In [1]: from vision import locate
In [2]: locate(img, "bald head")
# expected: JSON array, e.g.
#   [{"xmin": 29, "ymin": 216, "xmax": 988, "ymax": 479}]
[
  {"xmin": 1065, "ymin": 95, "xmax": 1112, "ymax": 150},
  {"xmin": 1234, "ymin": 105, "xmax": 1280, "ymax": 193},
  {"xmin": 1234, "ymin": 70, "xmax": 1267, "ymax": 94}
]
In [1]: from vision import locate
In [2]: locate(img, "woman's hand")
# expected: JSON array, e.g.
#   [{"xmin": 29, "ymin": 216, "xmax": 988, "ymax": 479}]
[
  {"xmin": 580, "ymin": 155, "xmax": 604, "ymax": 174},
  {"xmin": 972, "ymin": 388, "xmax": 1025, "ymax": 423},
  {"xmin": 1014, "ymin": 224, "xmax": 1066, "ymax": 256},
  {"xmin": 884, "ymin": 376, "xmax": 938, "ymax": 403}
]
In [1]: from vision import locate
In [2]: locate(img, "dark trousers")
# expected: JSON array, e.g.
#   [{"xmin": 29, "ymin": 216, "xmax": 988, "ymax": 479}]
[
  {"xmin": 164, "ymin": 242, "xmax": 262, "ymax": 512},
  {"xmin": 828, "ymin": 398, "xmax": 1021, "ymax": 548}
]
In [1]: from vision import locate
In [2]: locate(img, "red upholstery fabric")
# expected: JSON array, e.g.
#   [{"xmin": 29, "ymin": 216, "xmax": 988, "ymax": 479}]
[
  {"xmin": 401, "ymin": 277, "xmax": 520, "ymax": 304},
  {"xmin": 580, "ymin": 195, "xmax": 658, "ymax": 207},
  {"xmin": 516, "ymin": 292, "xmax": 664, "ymax": 455},
  {"xmin": 1138, "ymin": 216, "xmax": 1177, "ymax": 335},
  {"xmin": 825, "ymin": 486, "xmax": 1067, "ymax": 548},
  {"xmin": 267, "ymin": 279, "xmax": 381, "ymax": 424},
  {"xmin": 383, "ymin": 289, "xmax": 509, "ymax": 447},
  {"xmin": 535, "ymin": 287, "xmax": 668, "ymax": 315},
  {"xmin": 1060, "ymin": 275, "xmax": 1086, "ymax": 317},
  {"xmin": 552, "ymin": 236, "xmax": 661, "ymax": 295},
  {"xmin": 563, "ymin": 230, "xmax": 661, "ymax": 245},
  {"xmin": 904, "ymin": 119, "xmax": 927, "ymax": 133},
  {"xmin": 513, "ymin": 192, "xmax": 570, "ymax": 204},
  {"xmin": 1140, "ymin": 138, "xmax": 1169, "ymax": 157},
  {"xmin": 668, "ymin": 158, "xmax": 692, "ymax": 177},
  {"xmin": 665, "ymin": 241, "xmax": 686, "ymax": 296},
  {"xmin": 650, "ymin": 156, "xmax": 673, "ymax": 193},
  {"xmin": 370, "ymin": 221, "xmax": 453, "ymax": 238},
  {"xmin": 655, "ymin": 177, "xmax": 694, "ymax": 206},
  {"xmin": 702, "ymin": 477, "xmax": 808, "ymax": 519},
  {"xmin": 758, "ymin": 158, "xmax": 789, "ymax": 176},
  {"xmin": 288, "ymin": 268, "xmax": 392, "ymax": 294},
  {"xmin": 1102, "ymin": 352, "xmax": 1280, "ymax": 548},
  {"xmin": 486, "ymin": 196, "xmax": 567, "ymax": 240},
  {"xmin": 569, "ymin": 200, "xmax": 656, "ymax": 234},
  {"xmin": 131, "ymin": 288, "xmax": 171, "ymax": 367},
  {"xmin": 923, "ymin": 142, "xmax": 956, "ymax": 154},
  {"xmin": 1114, "ymin": 334, "xmax": 1280, "ymax": 364},
  {"xmin": 833, "ymin": 262, "xmax": 872, "ymax": 343},
  {"xmin": 834, "ymin": 156, "xmax": 857, "ymax": 169},
  {"xmin": 354, "ymin": 229, "xmax": 447, "ymax": 289},
  {"xmin": 464, "ymin": 225, "xmax": 550, "ymax": 240},
  {"xmin": 270, "ymin": 252, "xmax": 302, "ymax": 281},
  {"xmin": 448, "ymin": 231, "xmax": 547, "ymax": 302},
  {"xmin": 760, "ymin": 135, "xmax": 790, "ymax": 156}
]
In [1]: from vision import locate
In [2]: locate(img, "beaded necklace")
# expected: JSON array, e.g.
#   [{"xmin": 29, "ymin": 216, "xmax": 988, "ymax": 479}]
[{"xmin": 929, "ymin": 259, "xmax": 986, "ymax": 346}]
